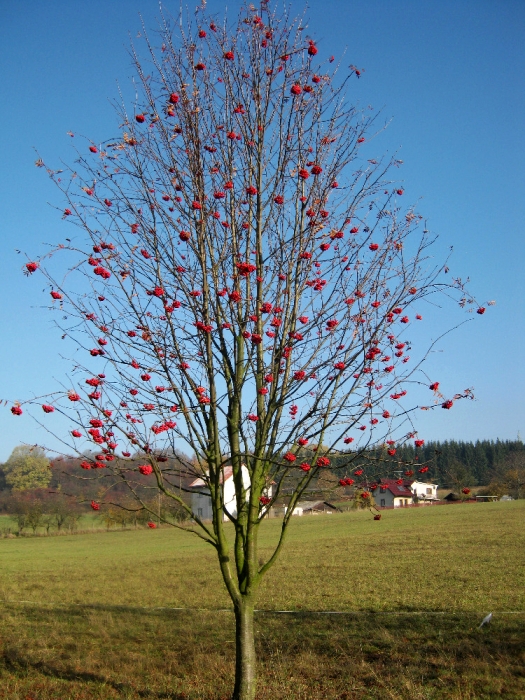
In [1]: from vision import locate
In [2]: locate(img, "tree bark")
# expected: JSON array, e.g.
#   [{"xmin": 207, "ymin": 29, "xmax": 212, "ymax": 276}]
[{"xmin": 232, "ymin": 596, "xmax": 256, "ymax": 700}]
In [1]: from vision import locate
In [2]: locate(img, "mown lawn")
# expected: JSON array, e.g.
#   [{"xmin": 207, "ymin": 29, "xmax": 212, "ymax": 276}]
[{"xmin": 0, "ymin": 501, "xmax": 523, "ymax": 699}]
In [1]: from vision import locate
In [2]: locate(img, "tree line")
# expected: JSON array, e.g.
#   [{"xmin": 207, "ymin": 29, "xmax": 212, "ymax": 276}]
[
  {"xmin": 389, "ymin": 438, "xmax": 525, "ymax": 488},
  {"xmin": 325, "ymin": 438, "xmax": 524, "ymax": 493},
  {"xmin": 2, "ymin": 439, "xmax": 523, "ymax": 507}
]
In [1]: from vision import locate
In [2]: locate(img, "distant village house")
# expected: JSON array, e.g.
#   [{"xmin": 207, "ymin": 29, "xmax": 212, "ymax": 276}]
[
  {"xmin": 370, "ymin": 478, "xmax": 439, "ymax": 508},
  {"xmin": 411, "ymin": 480, "xmax": 439, "ymax": 503},
  {"xmin": 273, "ymin": 501, "xmax": 339, "ymax": 517}
]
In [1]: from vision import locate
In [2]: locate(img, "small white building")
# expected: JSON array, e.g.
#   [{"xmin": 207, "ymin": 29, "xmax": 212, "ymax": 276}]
[
  {"xmin": 189, "ymin": 466, "xmax": 272, "ymax": 521},
  {"xmin": 271, "ymin": 501, "xmax": 338, "ymax": 517},
  {"xmin": 297, "ymin": 501, "xmax": 338, "ymax": 515},
  {"xmin": 280, "ymin": 501, "xmax": 338, "ymax": 517},
  {"xmin": 281, "ymin": 504, "xmax": 305, "ymax": 517},
  {"xmin": 411, "ymin": 480, "xmax": 439, "ymax": 503}
]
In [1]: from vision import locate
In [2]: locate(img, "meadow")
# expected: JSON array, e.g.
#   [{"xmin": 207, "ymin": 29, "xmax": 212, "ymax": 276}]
[{"xmin": 0, "ymin": 501, "xmax": 523, "ymax": 699}]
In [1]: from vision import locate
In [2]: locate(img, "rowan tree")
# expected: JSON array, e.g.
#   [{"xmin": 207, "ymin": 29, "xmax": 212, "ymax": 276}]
[{"xmin": 12, "ymin": 4, "xmax": 487, "ymax": 698}]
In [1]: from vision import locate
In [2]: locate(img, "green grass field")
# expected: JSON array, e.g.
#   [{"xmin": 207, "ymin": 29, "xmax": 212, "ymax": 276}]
[{"xmin": 0, "ymin": 501, "xmax": 524, "ymax": 699}]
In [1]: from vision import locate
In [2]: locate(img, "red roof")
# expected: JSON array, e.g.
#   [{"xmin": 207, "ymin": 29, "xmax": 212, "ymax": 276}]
[
  {"xmin": 373, "ymin": 478, "xmax": 414, "ymax": 498},
  {"xmin": 189, "ymin": 466, "xmax": 233, "ymax": 488}
]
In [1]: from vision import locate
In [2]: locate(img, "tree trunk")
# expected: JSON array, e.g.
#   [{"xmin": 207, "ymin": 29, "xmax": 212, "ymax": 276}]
[{"xmin": 232, "ymin": 597, "xmax": 256, "ymax": 700}]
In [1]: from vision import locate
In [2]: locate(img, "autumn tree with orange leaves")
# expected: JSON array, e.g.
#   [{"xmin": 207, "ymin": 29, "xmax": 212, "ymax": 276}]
[{"xmin": 14, "ymin": 4, "xmax": 487, "ymax": 698}]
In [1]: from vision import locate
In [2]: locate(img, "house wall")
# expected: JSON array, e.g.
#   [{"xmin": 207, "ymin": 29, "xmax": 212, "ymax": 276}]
[
  {"xmin": 375, "ymin": 489, "xmax": 394, "ymax": 508},
  {"xmin": 192, "ymin": 491, "xmax": 214, "ymax": 520},
  {"xmin": 411, "ymin": 481, "xmax": 438, "ymax": 499},
  {"xmin": 393, "ymin": 496, "xmax": 412, "ymax": 507},
  {"xmin": 223, "ymin": 465, "xmax": 252, "ymax": 518},
  {"xmin": 191, "ymin": 465, "xmax": 252, "ymax": 521},
  {"xmin": 372, "ymin": 489, "xmax": 413, "ymax": 508}
]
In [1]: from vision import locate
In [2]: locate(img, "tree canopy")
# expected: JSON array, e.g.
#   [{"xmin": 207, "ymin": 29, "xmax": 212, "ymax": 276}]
[
  {"xmin": 3, "ymin": 445, "xmax": 51, "ymax": 491},
  {"xmin": 13, "ymin": 4, "xmax": 487, "ymax": 698}
]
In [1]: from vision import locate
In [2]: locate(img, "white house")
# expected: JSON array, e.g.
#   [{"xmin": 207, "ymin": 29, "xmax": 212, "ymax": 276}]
[
  {"xmin": 189, "ymin": 465, "xmax": 272, "ymax": 521},
  {"xmin": 370, "ymin": 478, "xmax": 439, "ymax": 508},
  {"xmin": 410, "ymin": 480, "xmax": 439, "ymax": 503},
  {"xmin": 370, "ymin": 478, "xmax": 415, "ymax": 508}
]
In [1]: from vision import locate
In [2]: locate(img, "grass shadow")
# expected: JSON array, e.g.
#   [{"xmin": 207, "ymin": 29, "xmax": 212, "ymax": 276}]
[{"xmin": 0, "ymin": 603, "xmax": 524, "ymax": 698}]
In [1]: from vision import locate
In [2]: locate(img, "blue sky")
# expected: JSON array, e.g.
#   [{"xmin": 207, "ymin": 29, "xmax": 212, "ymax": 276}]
[{"xmin": 1, "ymin": 0, "xmax": 524, "ymax": 461}]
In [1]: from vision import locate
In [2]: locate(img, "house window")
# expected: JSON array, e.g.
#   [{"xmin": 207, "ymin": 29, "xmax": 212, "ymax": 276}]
[
  {"xmin": 426, "ymin": 488, "xmax": 432, "ymax": 495},
  {"xmin": 197, "ymin": 508, "xmax": 203, "ymax": 517},
  {"xmin": 380, "ymin": 499, "xmax": 385, "ymax": 507}
]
